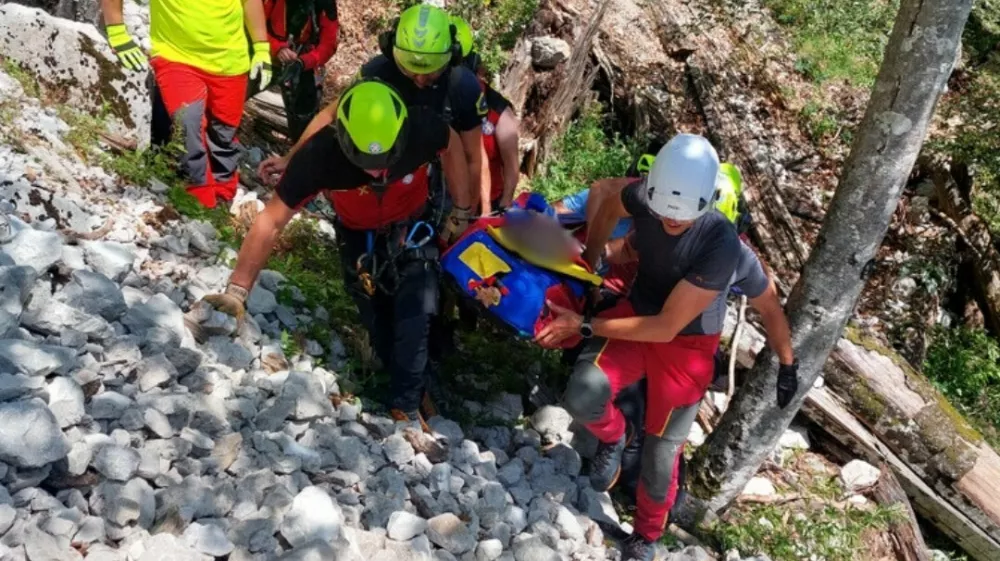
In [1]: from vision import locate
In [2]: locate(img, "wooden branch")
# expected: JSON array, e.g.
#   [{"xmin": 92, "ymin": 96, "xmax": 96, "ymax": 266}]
[
  {"xmin": 871, "ymin": 464, "xmax": 933, "ymax": 561},
  {"xmin": 736, "ymin": 493, "xmax": 803, "ymax": 506},
  {"xmin": 723, "ymin": 309, "xmax": 1000, "ymax": 560},
  {"xmin": 933, "ymin": 169, "xmax": 1000, "ymax": 335}
]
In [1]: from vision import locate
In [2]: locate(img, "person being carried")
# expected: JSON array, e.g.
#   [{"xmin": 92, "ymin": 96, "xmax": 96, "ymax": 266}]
[
  {"xmin": 536, "ymin": 134, "xmax": 798, "ymax": 561},
  {"xmin": 101, "ymin": 0, "xmax": 272, "ymax": 208},
  {"xmin": 251, "ymin": 0, "xmax": 339, "ymax": 142},
  {"xmin": 259, "ymin": 4, "xmax": 486, "ymax": 239},
  {"xmin": 202, "ymin": 79, "xmax": 473, "ymax": 429},
  {"xmin": 451, "ymin": 16, "xmax": 521, "ymax": 215}
]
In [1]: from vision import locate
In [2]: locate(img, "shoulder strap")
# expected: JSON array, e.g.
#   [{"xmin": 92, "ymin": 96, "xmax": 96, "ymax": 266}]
[{"xmin": 441, "ymin": 66, "xmax": 464, "ymax": 125}]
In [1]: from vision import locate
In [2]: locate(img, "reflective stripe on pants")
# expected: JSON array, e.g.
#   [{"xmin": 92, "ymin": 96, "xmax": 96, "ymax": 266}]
[
  {"xmin": 561, "ymin": 299, "xmax": 719, "ymax": 541},
  {"xmin": 151, "ymin": 58, "xmax": 247, "ymax": 207}
]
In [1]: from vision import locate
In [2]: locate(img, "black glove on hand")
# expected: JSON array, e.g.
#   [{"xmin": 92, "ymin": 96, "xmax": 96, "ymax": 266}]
[{"xmin": 776, "ymin": 360, "xmax": 799, "ymax": 409}]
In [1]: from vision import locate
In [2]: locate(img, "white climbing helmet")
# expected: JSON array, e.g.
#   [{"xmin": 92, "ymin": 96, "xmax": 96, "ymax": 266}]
[{"xmin": 645, "ymin": 134, "xmax": 721, "ymax": 221}]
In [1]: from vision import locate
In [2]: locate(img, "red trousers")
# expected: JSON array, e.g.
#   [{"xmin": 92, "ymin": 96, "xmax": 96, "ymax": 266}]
[
  {"xmin": 566, "ymin": 300, "xmax": 719, "ymax": 540},
  {"xmin": 151, "ymin": 58, "xmax": 248, "ymax": 208}
]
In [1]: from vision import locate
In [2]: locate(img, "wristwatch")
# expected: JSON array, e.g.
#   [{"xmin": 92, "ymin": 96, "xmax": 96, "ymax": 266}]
[{"xmin": 580, "ymin": 311, "xmax": 594, "ymax": 339}]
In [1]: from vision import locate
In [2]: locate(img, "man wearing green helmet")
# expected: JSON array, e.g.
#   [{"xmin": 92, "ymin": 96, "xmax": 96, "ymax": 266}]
[{"xmin": 205, "ymin": 79, "xmax": 473, "ymax": 428}]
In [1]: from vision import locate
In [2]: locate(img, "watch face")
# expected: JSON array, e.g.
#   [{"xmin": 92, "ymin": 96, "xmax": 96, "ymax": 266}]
[{"xmin": 580, "ymin": 323, "xmax": 594, "ymax": 338}]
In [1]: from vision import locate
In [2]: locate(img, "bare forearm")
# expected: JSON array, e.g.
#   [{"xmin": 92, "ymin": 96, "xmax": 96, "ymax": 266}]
[
  {"xmin": 243, "ymin": 0, "xmax": 268, "ymax": 43},
  {"xmin": 468, "ymin": 149, "xmax": 483, "ymax": 213},
  {"xmin": 760, "ymin": 309, "xmax": 794, "ymax": 365},
  {"xmin": 229, "ymin": 220, "xmax": 282, "ymax": 290},
  {"xmin": 479, "ymin": 144, "xmax": 492, "ymax": 214},
  {"xmin": 290, "ymin": 104, "xmax": 335, "ymax": 157},
  {"xmin": 501, "ymin": 159, "xmax": 518, "ymax": 203},
  {"xmin": 442, "ymin": 147, "xmax": 471, "ymax": 210},
  {"xmin": 583, "ymin": 210, "xmax": 618, "ymax": 267},
  {"xmin": 593, "ymin": 315, "xmax": 675, "ymax": 343},
  {"xmin": 100, "ymin": 0, "xmax": 124, "ymax": 25}
]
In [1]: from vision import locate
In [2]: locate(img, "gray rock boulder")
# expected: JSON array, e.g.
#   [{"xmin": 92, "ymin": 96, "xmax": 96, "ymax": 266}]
[
  {"xmin": 512, "ymin": 535, "xmax": 559, "ymax": 561},
  {"xmin": 121, "ymin": 294, "xmax": 186, "ymax": 345},
  {"xmin": 530, "ymin": 37, "xmax": 571, "ymax": 69},
  {"xmin": 46, "ymin": 376, "xmax": 86, "ymax": 428},
  {"xmin": 183, "ymin": 522, "xmax": 235, "ymax": 557},
  {"xmin": 279, "ymin": 486, "xmax": 343, "ymax": 548},
  {"xmin": 0, "ymin": 339, "xmax": 77, "ymax": 376},
  {"xmin": 133, "ymin": 354, "xmax": 178, "ymax": 392},
  {"xmin": 0, "ymin": 227, "xmax": 62, "ymax": 273},
  {"xmin": 0, "ymin": 398, "xmax": 70, "ymax": 467},
  {"xmin": 59, "ymin": 270, "xmax": 127, "ymax": 321},
  {"xmin": 0, "ymin": 5, "xmax": 151, "ymax": 144},
  {"xmin": 0, "ymin": 266, "xmax": 36, "ymax": 317},
  {"xmin": 426, "ymin": 513, "xmax": 476, "ymax": 555},
  {"xmin": 387, "ymin": 511, "xmax": 427, "ymax": 541},
  {"xmin": 83, "ymin": 241, "xmax": 135, "ymax": 283},
  {"xmin": 247, "ymin": 285, "xmax": 278, "ymax": 316},
  {"xmin": 92, "ymin": 444, "xmax": 140, "ymax": 481},
  {"xmin": 22, "ymin": 297, "xmax": 110, "ymax": 339}
]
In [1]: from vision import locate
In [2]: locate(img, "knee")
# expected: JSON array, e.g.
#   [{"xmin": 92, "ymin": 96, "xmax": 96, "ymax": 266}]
[
  {"xmin": 639, "ymin": 434, "xmax": 683, "ymax": 502},
  {"xmin": 561, "ymin": 362, "xmax": 612, "ymax": 423}
]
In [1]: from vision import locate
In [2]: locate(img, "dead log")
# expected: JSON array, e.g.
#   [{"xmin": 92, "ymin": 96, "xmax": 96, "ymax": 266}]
[
  {"xmin": 870, "ymin": 465, "xmax": 933, "ymax": 561},
  {"xmin": 725, "ymin": 314, "xmax": 1000, "ymax": 561},
  {"xmin": 933, "ymin": 169, "xmax": 1000, "ymax": 336}
]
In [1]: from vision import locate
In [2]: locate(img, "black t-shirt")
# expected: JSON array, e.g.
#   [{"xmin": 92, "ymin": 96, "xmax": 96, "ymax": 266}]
[
  {"xmin": 360, "ymin": 55, "xmax": 486, "ymax": 133},
  {"xmin": 484, "ymin": 85, "xmax": 511, "ymax": 117},
  {"xmin": 621, "ymin": 179, "xmax": 741, "ymax": 335},
  {"xmin": 276, "ymin": 106, "xmax": 449, "ymax": 209}
]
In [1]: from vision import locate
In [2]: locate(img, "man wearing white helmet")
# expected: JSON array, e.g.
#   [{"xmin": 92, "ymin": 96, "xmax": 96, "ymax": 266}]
[{"xmin": 537, "ymin": 133, "xmax": 797, "ymax": 561}]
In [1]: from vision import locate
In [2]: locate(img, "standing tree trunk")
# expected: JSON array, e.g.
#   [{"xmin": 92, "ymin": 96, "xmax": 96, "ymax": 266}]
[{"xmin": 686, "ymin": 0, "xmax": 973, "ymax": 521}]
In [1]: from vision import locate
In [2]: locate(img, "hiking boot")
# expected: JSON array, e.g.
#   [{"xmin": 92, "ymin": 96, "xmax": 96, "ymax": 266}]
[
  {"xmin": 621, "ymin": 533, "xmax": 656, "ymax": 561},
  {"xmin": 390, "ymin": 408, "xmax": 431, "ymax": 433},
  {"xmin": 589, "ymin": 422, "xmax": 634, "ymax": 492}
]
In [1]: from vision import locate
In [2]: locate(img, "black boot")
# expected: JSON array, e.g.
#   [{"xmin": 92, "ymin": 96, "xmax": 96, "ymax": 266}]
[
  {"xmin": 589, "ymin": 422, "xmax": 634, "ymax": 492},
  {"xmin": 621, "ymin": 533, "xmax": 656, "ymax": 561}
]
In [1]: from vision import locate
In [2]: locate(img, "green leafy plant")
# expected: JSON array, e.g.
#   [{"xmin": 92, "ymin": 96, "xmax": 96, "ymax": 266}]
[
  {"xmin": 924, "ymin": 326, "xmax": 1000, "ymax": 447},
  {"xmin": 763, "ymin": 0, "xmax": 898, "ymax": 88},
  {"xmin": 1, "ymin": 57, "xmax": 40, "ymax": 99},
  {"xmin": 58, "ymin": 104, "xmax": 111, "ymax": 156},
  {"xmin": 531, "ymin": 102, "xmax": 644, "ymax": 201},
  {"xmin": 450, "ymin": 0, "xmax": 539, "ymax": 77}
]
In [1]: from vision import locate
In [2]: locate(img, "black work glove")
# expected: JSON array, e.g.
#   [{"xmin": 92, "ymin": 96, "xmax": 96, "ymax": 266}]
[{"xmin": 776, "ymin": 360, "xmax": 799, "ymax": 409}]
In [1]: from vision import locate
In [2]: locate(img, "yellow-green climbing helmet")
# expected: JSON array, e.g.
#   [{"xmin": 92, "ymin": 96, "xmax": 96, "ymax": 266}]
[
  {"xmin": 393, "ymin": 4, "xmax": 454, "ymax": 75},
  {"xmin": 714, "ymin": 162, "xmax": 744, "ymax": 224},
  {"xmin": 450, "ymin": 15, "xmax": 474, "ymax": 58},
  {"xmin": 335, "ymin": 80, "xmax": 410, "ymax": 170}
]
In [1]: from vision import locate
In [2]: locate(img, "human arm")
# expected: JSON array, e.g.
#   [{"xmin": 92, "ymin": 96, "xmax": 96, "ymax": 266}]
[
  {"xmin": 228, "ymin": 198, "xmax": 298, "ymax": 290},
  {"xmin": 461, "ymin": 127, "xmax": 484, "ymax": 215},
  {"xmin": 442, "ymin": 129, "xmax": 472, "ymax": 211},
  {"xmin": 536, "ymin": 280, "xmax": 722, "ymax": 346},
  {"xmin": 749, "ymin": 278, "xmax": 794, "ymax": 365},
  {"xmin": 100, "ymin": 0, "xmax": 123, "ymax": 24},
  {"xmin": 495, "ymin": 108, "xmax": 520, "ymax": 208},
  {"xmin": 478, "ymin": 142, "xmax": 492, "ymax": 216},
  {"xmin": 581, "ymin": 179, "xmax": 632, "ymax": 268},
  {"xmin": 604, "ymin": 235, "xmax": 638, "ymax": 265},
  {"xmin": 300, "ymin": 14, "xmax": 340, "ymax": 70},
  {"xmin": 243, "ymin": 0, "xmax": 268, "ymax": 43},
  {"xmin": 257, "ymin": 101, "xmax": 337, "ymax": 183}
]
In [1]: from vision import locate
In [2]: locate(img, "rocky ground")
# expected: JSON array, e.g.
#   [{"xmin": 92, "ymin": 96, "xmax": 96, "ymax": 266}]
[
  {"xmin": 0, "ymin": 2, "xmax": 960, "ymax": 560},
  {"xmin": 0, "ymin": 47, "xmax": 821, "ymax": 561}
]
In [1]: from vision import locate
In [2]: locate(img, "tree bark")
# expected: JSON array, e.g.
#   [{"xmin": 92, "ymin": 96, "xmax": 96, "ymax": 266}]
[
  {"xmin": 716, "ymin": 306, "xmax": 1000, "ymax": 560},
  {"xmin": 932, "ymin": 169, "xmax": 1000, "ymax": 336},
  {"xmin": 871, "ymin": 465, "xmax": 933, "ymax": 561},
  {"xmin": 687, "ymin": 0, "xmax": 973, "ymax": 524}
]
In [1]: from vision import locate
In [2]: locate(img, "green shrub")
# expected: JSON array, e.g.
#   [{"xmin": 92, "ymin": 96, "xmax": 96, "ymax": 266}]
[
  {"xmin": 763, "ymin": 0, "xmax": 898, "ymax": 87},
  {"xmin": 924, "ymin": 326, "xmax": 1000, "ymax": 447},
  {"xmin": 531, "ymin": 103, "xmax": 643, "ymax": 201},
  {"xmin": 449, "ymin": 0, "xmax": 539, "ymax": 77}
]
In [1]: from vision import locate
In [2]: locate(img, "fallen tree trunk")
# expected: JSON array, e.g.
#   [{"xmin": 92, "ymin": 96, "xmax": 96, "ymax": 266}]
[
  {"xmin": 725, "ymin": 316, "xmax": 1000, "ymax": 561},
  {"xmin": 870, "ymin": 464, "xmax": 933, "ymax": 561},
  {"xmin": 932, "ymin": 169, "xmax": 1000, "ymax": 336}
]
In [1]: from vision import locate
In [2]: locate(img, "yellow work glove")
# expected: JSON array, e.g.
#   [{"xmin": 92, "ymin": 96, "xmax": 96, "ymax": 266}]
[
  {"xmin": 106, "ymin": 24, "xmax": 147, "ymax": 71},
  {"xmin": 203, "ymin": 284, "xmax": 248, "ymax": 325},
  {"xmin": 441, "ymin": 205, "xmax": 472, "ymax": 245},
  {"xmin": 250, "ymin": 42, "xmax": 273, "ymax": 91}
]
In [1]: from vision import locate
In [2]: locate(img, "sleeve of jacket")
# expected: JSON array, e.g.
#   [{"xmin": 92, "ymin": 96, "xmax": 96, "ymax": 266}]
[
  {"xmin": 264, "ymin": 1, "xmax": 287, "ymax": 56},
  {"xmin": 299, "ymin": 15, "xmax": 340, "ymax": 70}
]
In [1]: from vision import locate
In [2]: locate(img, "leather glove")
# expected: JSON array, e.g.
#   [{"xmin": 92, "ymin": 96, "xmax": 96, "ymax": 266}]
[
  {"xmin": 106, "ymin": 24, "xmax": 147, "ymax": 71},
  {"xmin": 250, "ymin": 42, "xmax": 273, "ymax": 91},
  {"xmin": 776, "ymin": 360, "xmax": 799, "ymax": 409},
  {"xmin": 280, "ymin": 59, "xmax": 305, "ymax": 87},
  {"xmin": 203, "ymin": 284, "xmax": 248, "ymax": 325},
  {"xmin": 442, "ymin": 205, "xmax": 472, "ymax": 244}
]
